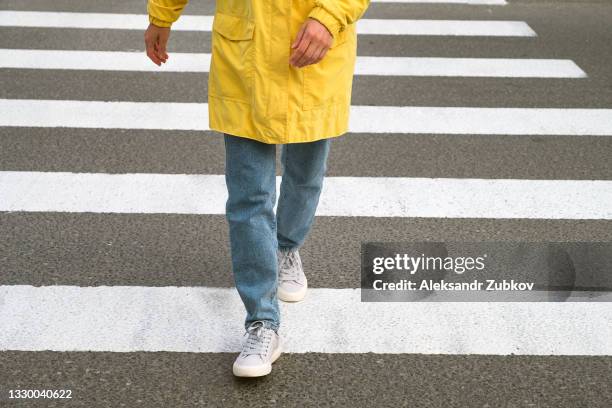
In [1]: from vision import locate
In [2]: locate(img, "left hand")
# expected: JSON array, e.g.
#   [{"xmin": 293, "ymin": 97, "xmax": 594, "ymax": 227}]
[{"xmin": 289, "ymin": 18, "xmax": 333, "ymax": 68}]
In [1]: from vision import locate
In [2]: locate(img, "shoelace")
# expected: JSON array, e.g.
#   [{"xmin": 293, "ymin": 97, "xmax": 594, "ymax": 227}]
[
  {"xmin": 242, "ymin": 321, "xmax": 272, "ymax": 358},
  {"xmin": 278, "ymin": 250, "xmax": 302, "ymax": 283}
]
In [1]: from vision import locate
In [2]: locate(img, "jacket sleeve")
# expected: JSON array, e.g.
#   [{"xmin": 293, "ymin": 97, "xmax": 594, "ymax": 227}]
[
  {"xmin": 147, "ymin": 0, "xmax": 189, "ymax": 28},
  {"xmin": 307, "ymin": 0, "xmax": 370, "ymax": 38}
]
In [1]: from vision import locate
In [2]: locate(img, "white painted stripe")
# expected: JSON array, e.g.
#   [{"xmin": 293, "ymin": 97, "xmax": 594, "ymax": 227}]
[
  {"xmin": 0, "ymin": 10, "xmax": 211, "ymax": 31},
  {"xmin": 349, "ymin": 105, "xmax": 612, "ymax": 135},
  {"xmin": 1, "ymin": 50, "xmax": 584, "ymax": 78},
  {"xmin": 354, "ymin": 56, "xmax": 585, "ymax": 77},
  {"xmin": 1, "ymin": 171, "xmax": 611, "ymax": 219},
  {"xmin": 0, "ymin": 100, "xmax": 207, "ymax": 131},
  {"xmin": 0, "ymin": 11, "xmax": 531, "ymax": 36},
  {"xmin": 1, "ymin": 285, "xmax": 609, "ymax": 355},
  {"xmin": 1, "ymin": 49, "xmax": 212, "ymax": 73},
  {"xmin": 357, "ymin": 19, "xmax": 535, "ymax": 36},
  {"xmin": 371, "ymin": 0, "xmax": 506, "ymax": 4},
  {"xmin": 2, "ymin": 99, "xmax": 612, "ymax": 136}
]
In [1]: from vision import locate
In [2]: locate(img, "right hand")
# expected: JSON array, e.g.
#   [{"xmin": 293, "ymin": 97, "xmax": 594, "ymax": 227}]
[
  {"xmin": 289, "ymin": 18, "xmax": 333, "ymax": 68},
  {"xmin": 144, "ymin": 23, "xmax": 171, "ymax": 66}
]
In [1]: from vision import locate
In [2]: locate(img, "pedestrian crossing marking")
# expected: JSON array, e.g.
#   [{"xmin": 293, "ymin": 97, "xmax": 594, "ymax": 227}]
[
  {"xmin": 2, "ymin": 99, "xmax": 610, "ymax": 136},
  {"xmin": 0, "ymin": 11, "xmax": 532, "ymax": 36},
  {"xmin": 362, "ymin": 19, "xmax": 533, "ymax": 36},
  {"xmin": 2, "ymin": 0, "xmax": 611, "ymax": 365},
  {"xmin": 371, "ymin": 0, "xmax": 506, "ymax": 4},
  {"xmin": 0, "ymin": 49, "xmax": 586, "ymax": 78},
  {"xmin": 1, "ymin": 285, "xmax": 609, "ymax": 355},
  {"xmin": 2, "ymin": 171, "xmax": 610, "ymax": 219}
]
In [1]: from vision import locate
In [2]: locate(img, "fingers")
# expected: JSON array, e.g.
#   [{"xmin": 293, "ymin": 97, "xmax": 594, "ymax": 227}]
[
  {"xmin": 289, "ymin": 25, "xmax": 309, "ymax": 66},
  {"xmin": 291, "ymin": 41, "xmax": 328, "ymax": 68},
  {"xmin": 153, "ymin": 40, "xmax": 167, "ymax": 64},
  {"xmin": 313, "ymin": 46, "xmax": 328, "ymax": 64},
  {"xmin": 289, "ymin": 20, "xmax": 332, "ymax": 68},
  {"xmin": 293, "ymin": 43, "xmax": 320, "ymax": 68},
  {"xmin": 291, "ymin": 25, "xmax": 306, "ymax": 50},
  {"xmin": 146, "ymin": 37, "xmax": 162, "ymax": 66},
  {"xmin": 157, "ymin": 29, "xmax": 170, "ymax": 62},
  {"xmin": 144, "ymin": 24, "xmax": 170, "ymax": 66}
]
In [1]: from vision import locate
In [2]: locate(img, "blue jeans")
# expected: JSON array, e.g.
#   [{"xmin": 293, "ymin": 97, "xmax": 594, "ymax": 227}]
[{"xmin": 223, "ymin": 133, "xmax": 331, "ymax": 332}]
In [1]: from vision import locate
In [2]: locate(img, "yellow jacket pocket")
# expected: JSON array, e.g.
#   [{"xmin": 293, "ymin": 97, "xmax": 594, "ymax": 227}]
[
  {"xmin": 209, "ymin": 12, "xmax": 256, "ymax": 104},
  {"xmin": 302, "ymin": 26, "xmax": 355, "ymax": 111}
]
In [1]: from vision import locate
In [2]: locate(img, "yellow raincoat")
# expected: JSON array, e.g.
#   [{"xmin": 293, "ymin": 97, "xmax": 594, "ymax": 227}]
[{"xmin": 147, "ymin": 0, "xmax": 370, "ymax": 144}]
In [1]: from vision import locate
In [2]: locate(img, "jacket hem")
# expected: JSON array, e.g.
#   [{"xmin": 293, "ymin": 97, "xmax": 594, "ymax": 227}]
[{"xmin": 208, "ymin": 95, "xmax": 350, "ymax": 144}]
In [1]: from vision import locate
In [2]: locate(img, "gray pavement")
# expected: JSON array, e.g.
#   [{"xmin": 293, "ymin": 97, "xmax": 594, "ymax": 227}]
[
  {"xmin": 1, "ymin": 213, "xmax": 611, "ymax": 287},
  {"xmin": 1, "ymin": 0, "xmax": 611, "ymax": 406},
  {"xmin": 2, "ymin": 351, "xmax": 612, "ymax": 407},
  {"xmin": 2, "ymin": 127, "xmax": 611, "ymax": 179}
]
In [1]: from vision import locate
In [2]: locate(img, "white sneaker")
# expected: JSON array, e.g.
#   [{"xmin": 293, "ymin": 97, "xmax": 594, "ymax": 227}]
[
  {"xmin": 277, "ymin": 248, "xmax": 308, "ymax": 302},
  {"xmin": 232, "ymin": 321, "xmax": 282, "ymax": 377}
]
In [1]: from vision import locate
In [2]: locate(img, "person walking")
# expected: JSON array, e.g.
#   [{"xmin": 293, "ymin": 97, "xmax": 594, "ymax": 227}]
[{"xmin": 145, "ymin": 0, "xmax": 370, "ymax": 377}]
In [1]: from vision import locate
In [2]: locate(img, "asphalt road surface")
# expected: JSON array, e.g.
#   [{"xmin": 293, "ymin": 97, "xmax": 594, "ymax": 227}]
[{"xmin": 1, "ymin": 0, "xmax": 611, "ymax": 406}]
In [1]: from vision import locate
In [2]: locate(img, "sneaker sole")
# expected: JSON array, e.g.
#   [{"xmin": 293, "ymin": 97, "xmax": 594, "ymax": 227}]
[
  {"xmin": 278, "ymin": 279, "xmax": 308, "ymax": 303},
  {"xmin": 232, "ymin": 343, "xmax": 282, "ymax": 378}
]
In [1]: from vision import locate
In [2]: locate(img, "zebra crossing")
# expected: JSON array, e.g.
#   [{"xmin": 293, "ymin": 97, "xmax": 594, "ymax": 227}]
[
  {"xmin": 3, "ymin": 100, "xmax": 612, "ymax": 135},
  {"xmin": 3, "ymin": 286, "xmax": 611, "ymax": 354},
  {"xmin": 0, "ymin": 10, "xmax": 536, "ymax": 36},
  {"xmin": 0, "ymin": 49, "xmax": 588, "ymax": 77},
  {"xmin": 1, "ymin": 171, "xmax": 611, "ymax": 219},
  {"xmin": 370, "ymin": 0, "xmax": 508, "ymax": 4},
  {"xmin": 1, "ymin": 0, "xmax": 611, "ymax": 405}
]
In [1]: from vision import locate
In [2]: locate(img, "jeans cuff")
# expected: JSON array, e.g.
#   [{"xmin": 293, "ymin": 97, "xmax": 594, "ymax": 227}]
[
  {"xmin": 246, "ymin": 320, "xmax": 279, "ymax": 333},
  {"xmin": 278, "ymin": 245, "xmax": 298, "ymax": 254}
]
